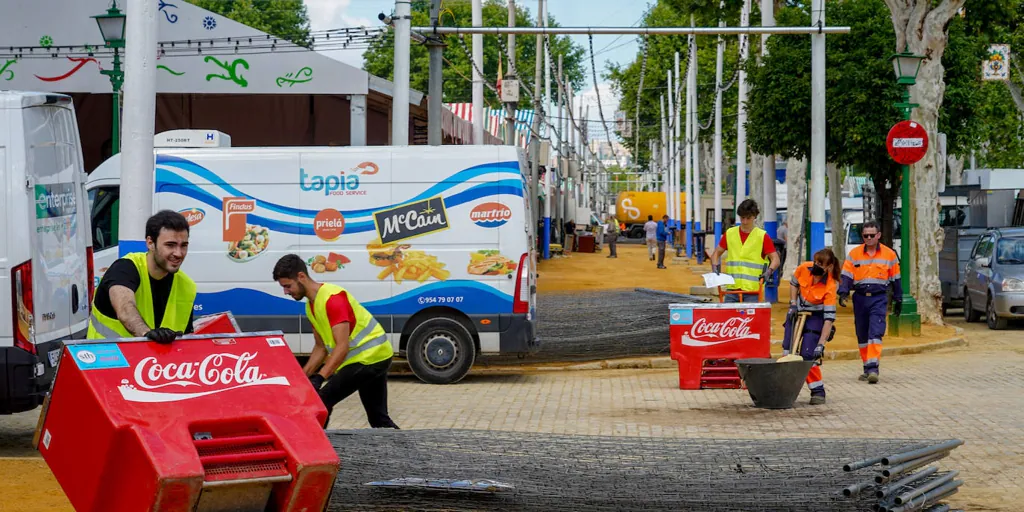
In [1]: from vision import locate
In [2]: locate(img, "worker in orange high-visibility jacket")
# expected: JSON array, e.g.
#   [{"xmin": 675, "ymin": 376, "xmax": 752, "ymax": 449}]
[
  {"xmin": 783, "ymin": 249, "xmax": 840, "ymax": 405},
  {"xmin": 838, "ymin": 220, "xmax": 902, "ymax": 384}
]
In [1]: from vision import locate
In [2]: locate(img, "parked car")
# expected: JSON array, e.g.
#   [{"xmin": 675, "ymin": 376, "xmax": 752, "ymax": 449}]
[{"xmin": 963, "ymin": 227, "xmax": 1024, "ymax": 329}]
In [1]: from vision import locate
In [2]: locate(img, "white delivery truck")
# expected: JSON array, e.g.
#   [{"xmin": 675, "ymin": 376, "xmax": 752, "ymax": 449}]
[
  {"xmin": 87, "ymin": 134, "xmax": 538, "ymax": 384},
  {"xmin": 1, "ymin": 91, "xmax": 94, "ymax": 414}
]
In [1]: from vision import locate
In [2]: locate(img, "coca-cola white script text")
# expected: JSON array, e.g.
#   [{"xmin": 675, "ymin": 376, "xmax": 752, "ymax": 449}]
[
  {"xmin": 134, "ymin": 352, "xmax": 264, "ymax": 389},
  {"xmin": 689, "ymin": 317, "xmax": 756, "ymax": 342}
]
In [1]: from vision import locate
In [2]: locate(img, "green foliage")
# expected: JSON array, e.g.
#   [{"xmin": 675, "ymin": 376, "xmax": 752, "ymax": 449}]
[
  {"xmin": 186, "ymin": 0, "xmax": 311, "ymax": 47},
  {"xmin": 362, "ymin": 0, "xmax": 585, "ymax": 108},
  {"xmin": 606, "ymin": 1, "xmax": 742, "ymax": 169}
]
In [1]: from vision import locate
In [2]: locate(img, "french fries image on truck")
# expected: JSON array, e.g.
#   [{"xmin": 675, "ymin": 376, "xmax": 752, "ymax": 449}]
[{"xmin": 367, "ymin": 239, "xmax": 449, "ymax": 284}]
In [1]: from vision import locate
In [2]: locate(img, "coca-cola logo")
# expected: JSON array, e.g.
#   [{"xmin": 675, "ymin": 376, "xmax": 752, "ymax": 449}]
[
  {"xmin": 118, "ymin": 351, "xmax": 289, "ymax": 403},
  {"xmin": 681, "ymin": 317, "xmax": 759, "ymax": 347}
]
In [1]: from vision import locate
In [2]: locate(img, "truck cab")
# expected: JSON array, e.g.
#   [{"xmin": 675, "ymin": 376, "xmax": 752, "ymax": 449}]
[{"xmin": 0, "ymin": 91, "xmax": 93, "ymax": 414}]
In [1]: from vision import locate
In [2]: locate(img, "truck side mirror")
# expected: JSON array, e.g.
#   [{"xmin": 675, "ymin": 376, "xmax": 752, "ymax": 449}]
[{"xmin": 977, "ymin": 257, "xmax": 991, "ymax": 268}]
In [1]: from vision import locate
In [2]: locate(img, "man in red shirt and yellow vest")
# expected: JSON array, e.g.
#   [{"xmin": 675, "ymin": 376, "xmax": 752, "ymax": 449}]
[
  {"xmin": 709, "ymin": 199, "xmax": 780, "ymax": 302},
  {"xmin": 838, "ymin": 221, "xmax": 902, "ymax": 384},
  {"xmin": 273, "ymin": 254, "xmax": 398, "ymax": 429},
  {"xmin": 785, "ymin": 249, "xmax": 840, "ymax": 405}
]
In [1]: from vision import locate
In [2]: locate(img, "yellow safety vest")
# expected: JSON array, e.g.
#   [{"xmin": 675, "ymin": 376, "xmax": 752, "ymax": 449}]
[
  {"xmin": 87, "ymin": 252, "xmax": 196, "ymax": 339},
  {"xmin": 724, "ymin": 226, "xmax": 768, "ymax": 292},
  {"xmin": 306, "ymin": 283, "xmax": 392, "ymax": 371}
]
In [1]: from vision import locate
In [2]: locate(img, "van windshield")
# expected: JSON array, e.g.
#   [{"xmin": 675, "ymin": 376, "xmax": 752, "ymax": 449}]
[
  {"xmin": 89, "ymin": 186, "xmax": 120, "ymax": 251},
  {"xmin": 996, "ymin": 238, "xmax": 1024, "ymax": 265}
]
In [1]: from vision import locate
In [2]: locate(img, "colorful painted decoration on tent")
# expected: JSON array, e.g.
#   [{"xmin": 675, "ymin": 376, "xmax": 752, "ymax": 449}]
[
  {"xmin": 39, "ymin": 35, "xmax": 53, "ymax": 48},
  {"xmin": 1, "ymin": 60, "xmax": 15, "ymax": 81},
  {"xmin": 204, "ymin": 56, "xmax": 249, "ymax": 87},
  {"xmin": 202, "ymin": 16, "xmax": 217, "ymax": 30},
  {"xmin": 983, "ymin": 44, "xmax": 1010, "ymax": 81},
  {"xmin": 35, "ymin": 57, "xmax": 99, "ymax": 82},
  {"xmin": 276, "ymin": 67, "xmax": 313, "ymax": 87},
  {"xmin": 157, "ymin": 64, "xmax": 185, "ymax": 76},
  {"xmin": 158, "ymin": 0, "xmax": 179, "ymax": 23}
]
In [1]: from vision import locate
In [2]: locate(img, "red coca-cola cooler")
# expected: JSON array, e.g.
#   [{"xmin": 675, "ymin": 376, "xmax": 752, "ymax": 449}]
[
  {"xmin": 34, "ymin": 332, "xmax": 339, "ymax": 512},
  {"xmin": 669, "ymin": 303, "xmax": 772, "ymax": 389}
]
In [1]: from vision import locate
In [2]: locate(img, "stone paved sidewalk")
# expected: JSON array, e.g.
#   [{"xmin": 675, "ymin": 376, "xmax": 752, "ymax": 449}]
[{"xmin": 328, "ymin": 346, "xmax": 1023, "ymax": 511}]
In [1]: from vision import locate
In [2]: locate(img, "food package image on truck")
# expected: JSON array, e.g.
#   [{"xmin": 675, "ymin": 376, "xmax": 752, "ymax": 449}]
[
  {"xmin": 1, "ymin": 92, "xmax": 94, "ymax": 414},
  {"xmin": 88, "ymin": 141, "xmax": 538, "ymax": 384}
]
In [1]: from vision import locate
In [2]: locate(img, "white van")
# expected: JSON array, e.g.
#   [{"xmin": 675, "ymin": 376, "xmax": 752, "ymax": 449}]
[
  {"xmin": 1, "ymin": 92, "xmax": 93, "ymax": 414},
  {"xmin": 87, "ymin": 138, "xmax": 538, "ymax": 384}
]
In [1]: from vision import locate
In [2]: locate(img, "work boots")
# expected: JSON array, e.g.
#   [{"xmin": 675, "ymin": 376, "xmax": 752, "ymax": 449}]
[
  {"xmin": 868, "ymin": 373, "xmax": 879, "ymax": 384},
  {"xmin": 809, "ymin": 394, "xmax": 826, "ymax": 405}
]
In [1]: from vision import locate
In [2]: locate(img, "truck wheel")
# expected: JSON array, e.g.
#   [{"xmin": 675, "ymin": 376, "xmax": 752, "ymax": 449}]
[
  {"xmin": 987, "ymin": 294, "xmax": 1008, "ymax": 330},
  {"xmin": 407, "ymin": 316, "xmax": 476, "ymax": 384},
  {"xmin": 963, "ymin": 291, "xmax": 980, "ymax": 322}
]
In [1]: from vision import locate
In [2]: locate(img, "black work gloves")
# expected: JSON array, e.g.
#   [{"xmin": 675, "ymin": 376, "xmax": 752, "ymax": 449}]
[
  {"xmin": 145, "ymin": 327, "xmax": 181, "ymax": 344},
  {"xmin": 308, "ymin": 374, "xmax": 325, "ymax": 390}
]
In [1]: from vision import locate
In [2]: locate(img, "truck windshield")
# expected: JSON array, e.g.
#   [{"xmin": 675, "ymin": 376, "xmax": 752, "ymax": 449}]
[{"xmin": 996, "ymin": 238, "xmax": 1024, "ymax": 265}]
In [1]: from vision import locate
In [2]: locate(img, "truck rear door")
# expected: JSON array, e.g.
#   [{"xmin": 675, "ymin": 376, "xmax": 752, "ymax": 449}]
[{"xmin": 24, "ymin": 102, "xmax": 90, "ymax": 347}]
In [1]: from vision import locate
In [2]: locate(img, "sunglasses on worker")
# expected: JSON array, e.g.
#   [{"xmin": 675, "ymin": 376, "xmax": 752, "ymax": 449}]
[{"xmin": 862, "ymin": 232, "xmax": 879, "ymax": 239}]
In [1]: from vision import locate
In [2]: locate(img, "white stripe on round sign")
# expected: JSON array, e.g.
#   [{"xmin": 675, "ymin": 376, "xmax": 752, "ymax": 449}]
[{"xmin": 892, "ymin": 138, "xmax": 924, "ymax": 148}]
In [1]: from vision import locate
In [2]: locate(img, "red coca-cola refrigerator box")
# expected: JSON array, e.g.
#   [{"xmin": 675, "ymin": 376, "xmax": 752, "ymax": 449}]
[
  {"xmin": 669, "ymin": 303, "xmax": 772, "ymax": 389},
  {"xmin": 35, "ymin": 332, "xmax": 339, "ymax": 512}
]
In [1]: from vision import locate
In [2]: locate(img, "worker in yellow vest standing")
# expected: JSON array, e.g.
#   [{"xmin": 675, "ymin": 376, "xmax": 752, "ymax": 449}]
[
  {"xmin": 273, "ymin": 254, "xmax": 398, "ymax": 429},
  {"xmin": 709, "ymin": 199, "xmax": 781, "ymax": 302},
  {"xmin": 88, "ymin": 210, "xmax": 196, "ymax": 342}
]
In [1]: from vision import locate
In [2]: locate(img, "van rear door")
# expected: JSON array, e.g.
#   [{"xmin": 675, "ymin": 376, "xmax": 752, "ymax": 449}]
[{"xmin": 24, "ymin": 101, "xmax": 91, "ymax": 347}]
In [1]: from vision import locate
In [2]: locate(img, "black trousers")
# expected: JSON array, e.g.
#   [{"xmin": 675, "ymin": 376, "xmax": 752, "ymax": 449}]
[{"xmin": 318, "ymin": 357, "xmax": 399, "ymax": 429}]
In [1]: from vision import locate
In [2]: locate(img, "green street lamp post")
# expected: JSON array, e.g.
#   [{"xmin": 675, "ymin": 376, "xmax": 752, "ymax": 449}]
[
  {"xmin": 888, "ymin": 45, "xmax": 925, "ymax": 337},
  {"xmin": 93, "ymin": 1, "xmax": 127, "ymax": 155}
]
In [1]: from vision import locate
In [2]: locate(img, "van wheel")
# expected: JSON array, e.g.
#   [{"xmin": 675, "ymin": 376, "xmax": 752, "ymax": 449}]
[
  {"xmin": 963, "ymin": 291, "xmax": 981, "ymax": 322},
  {"xmin": 987, "ymin": 294, "xmax": 1008, "ymax": 330},
  {"xmin": 407, "ymin": 316, "xmax": 476, "ymax": 384}
]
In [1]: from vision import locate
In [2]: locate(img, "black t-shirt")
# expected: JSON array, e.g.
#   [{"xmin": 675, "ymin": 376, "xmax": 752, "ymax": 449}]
[
  {"xmin": 94, "ymin": 258, "xmax": 194, "ymax": 333},
  {"xmin": 564, "ymin": 221, "xmax": 576, "ymax": 235}
]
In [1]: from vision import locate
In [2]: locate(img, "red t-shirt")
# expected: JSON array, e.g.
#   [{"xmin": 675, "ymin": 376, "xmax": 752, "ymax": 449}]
[
  {"xmin": 309, "ymin": 292, "xmax": 356, "ymax": 328},
  {"xmin": 718, "ymin": 229, "xmax": 777, "ymax": 259}
]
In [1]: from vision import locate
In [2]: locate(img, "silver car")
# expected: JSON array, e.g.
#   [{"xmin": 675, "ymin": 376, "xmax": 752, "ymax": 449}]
[{"xmin": 963, "ymin": 227, "xmax": 1024, "ymax": 330}]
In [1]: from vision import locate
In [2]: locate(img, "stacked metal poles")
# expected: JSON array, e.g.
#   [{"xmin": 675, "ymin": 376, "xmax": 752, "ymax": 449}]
[{"xmin": 840, "ymin": 440, "xmax": 966, "ymax": 512}]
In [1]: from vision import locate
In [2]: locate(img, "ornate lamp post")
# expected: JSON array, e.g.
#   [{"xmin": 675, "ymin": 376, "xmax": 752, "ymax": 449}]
[
  {"xmin": 93, "ymin": 1, "xmax": 127, "ymax": 155},
  {"xmin": 888, "ymin": 45, "xmax": 925, "ymax": 336}
]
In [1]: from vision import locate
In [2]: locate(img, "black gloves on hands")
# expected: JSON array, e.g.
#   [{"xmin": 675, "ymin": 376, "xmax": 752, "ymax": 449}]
[
  {"xmin": 760, "ymin": 268, "xmax": 774, "ymax": 284},
  {"xmin": 838, "ymin": 294, "xmax": 848, "ymax": 308},
  {"xmin": 712, "ymin": 263, "xmax": 721, "ymax": 274},
  {"xmin": 893, "ymin": 299, "xmax": 903, "ymax": 317},
  {"xmin": 308, "ymin": 374, "xmax": 325, "ymax": 390},
  {"xmin": 145, "ymin": 327, "xmax": 181, "ymax": 344},
  {"xmin": 813, "ymin": 344, "xmax": 825, "ymax": 360}
]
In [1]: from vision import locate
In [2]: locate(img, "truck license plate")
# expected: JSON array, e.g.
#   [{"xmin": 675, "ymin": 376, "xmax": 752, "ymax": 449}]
[{"xmin": 48, "ymin": 349, "xmax": 61, "ymax": 368}]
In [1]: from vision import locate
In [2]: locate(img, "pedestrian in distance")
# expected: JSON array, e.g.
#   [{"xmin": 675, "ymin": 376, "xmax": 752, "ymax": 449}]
[
  {"xmin": 644, "ymin": 215, "xmax": 658, "ymax": 261},
  {"xmin": 88, "ymin": 210, "xmax": 196, "ymax": 343},
  {"xmin": 656, "ymin": 215, "xmax": 672, "ymax": 269},
  {"xmin": 273, "ymin": 254, "xmax": 399, "ymax": 429},
  {"xmin": 709, "ymin": 199, "xmax": 781, "ymax": 302},
  {"xmin": 605, "ymin": 215, "xmax": 619, "ymax": 258},
  {"xmin": 783, "ymin": 248, "xmax": 840, "ymax": 405},
  {"xmin": 564, "ymin": 218, "xmax": 576, "ymax": 255},
  {"xmin": 838, "ymin": 220, "xmax": 901, "ymax": 384}
]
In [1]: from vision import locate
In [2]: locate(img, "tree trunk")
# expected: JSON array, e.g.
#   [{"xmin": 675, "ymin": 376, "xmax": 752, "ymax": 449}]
[
  {"xmin": 701, "ymin": 142, "xmax": 716, "ymax": 196},
  {"xmin": 947, "ymin": 154, "xmax": 964, "ymax": 186},
  {"xmin": 828, "ymin": 163, "xmax": 845, "ymax": 265},
  {"xmin": 884, "ymin": 0, "xmax": 965, "ymax": 325},
  {"xmin": 783, "ymin": 157, "xmax": 807, "ymax": 280},
  {"xmin": 750, "ymin": 153, "xmax": 764, "ymax": 226}
]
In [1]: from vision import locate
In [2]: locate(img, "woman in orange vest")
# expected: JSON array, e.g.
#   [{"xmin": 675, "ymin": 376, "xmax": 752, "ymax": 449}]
[{"xmin": 783, "ymin": 248, "xmax": 840, "ymax": 405}]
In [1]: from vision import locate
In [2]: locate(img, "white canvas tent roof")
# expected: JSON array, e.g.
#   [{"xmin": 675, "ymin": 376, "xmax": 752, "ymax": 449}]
[{"xmin": 0, "ymin": 0, "xmax": 415, "ymax": 99}]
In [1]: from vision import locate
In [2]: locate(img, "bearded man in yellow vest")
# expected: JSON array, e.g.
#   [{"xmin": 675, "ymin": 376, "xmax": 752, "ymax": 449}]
[
  {"xmin": 88, "ymin": 210, "xmax": 196, "ymax": 343},
  {"xmin": 709, "ymin": 199, "xmax": 781, "ymax": 303},
  {"xmin": 273, "ymin": 254, "xmax": 398, "ymax": 429}
]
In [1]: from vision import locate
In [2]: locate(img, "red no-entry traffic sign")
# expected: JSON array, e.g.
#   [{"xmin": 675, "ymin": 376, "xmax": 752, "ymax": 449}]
[{"xmin": 886, "ymin": 121, "xmax": 929, "ymax": 165}]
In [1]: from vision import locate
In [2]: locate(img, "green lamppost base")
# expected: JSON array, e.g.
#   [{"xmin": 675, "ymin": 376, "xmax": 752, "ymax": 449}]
[{"xmin": 888, "ymin": 296, "xmax": 921, "ymax": 337}]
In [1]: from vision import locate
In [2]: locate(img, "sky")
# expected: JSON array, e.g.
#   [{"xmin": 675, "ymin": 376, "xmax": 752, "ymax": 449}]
[{"xmin": 303, "ymin": 0, "xmax": 651, "ymax": 140}]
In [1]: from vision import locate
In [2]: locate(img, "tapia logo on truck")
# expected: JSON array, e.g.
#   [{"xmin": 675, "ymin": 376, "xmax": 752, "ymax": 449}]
[
  {"xmin": 469, "ymin": 202, "xmax": 513, "ymax": 228},
  {"xmin": 117, "ymin": 351, "xmax": 289, "ymax": 403},
  {"xmin": 373, "ymin": 196, "xmax": 450, "ymax": 245}
]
